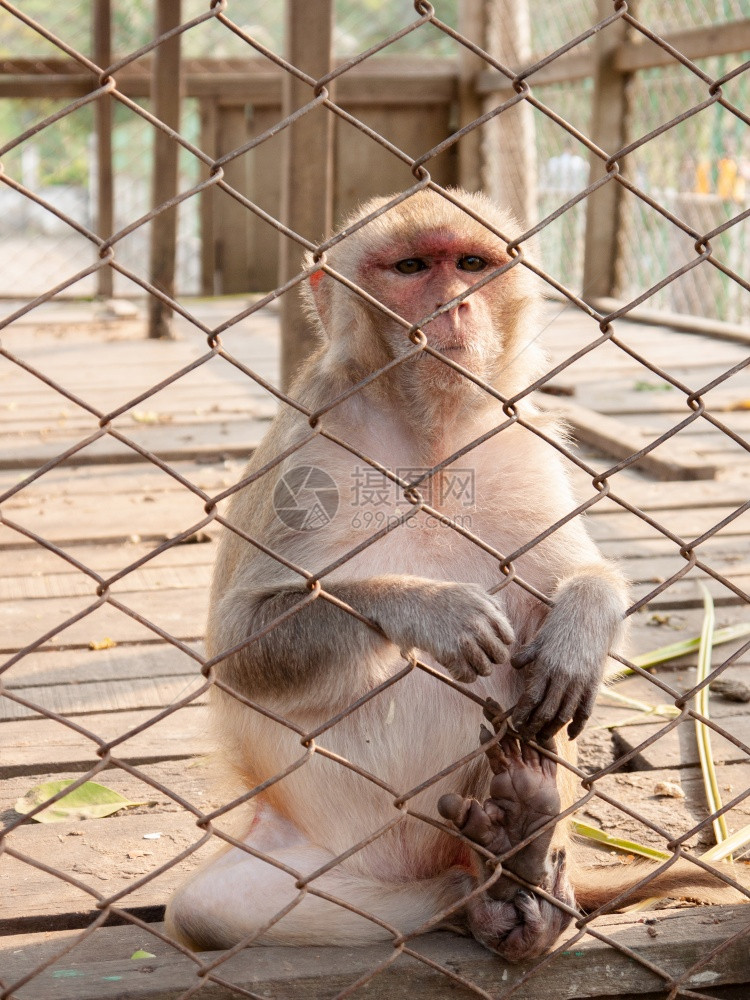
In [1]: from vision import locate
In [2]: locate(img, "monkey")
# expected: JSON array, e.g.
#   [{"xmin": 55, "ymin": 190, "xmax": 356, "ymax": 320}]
[{"xmin": 166, "ymin": 188, "xmax": 748, "ymax": 960}]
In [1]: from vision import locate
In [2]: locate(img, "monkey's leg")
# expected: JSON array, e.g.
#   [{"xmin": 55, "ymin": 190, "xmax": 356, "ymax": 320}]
[
  {"xmin": 439, "ymin": 732, "xmax": 575, "ymax": 962},
  {"xmin": 166, "ymin": 805, "xmax": 461, "ymax": 950}
]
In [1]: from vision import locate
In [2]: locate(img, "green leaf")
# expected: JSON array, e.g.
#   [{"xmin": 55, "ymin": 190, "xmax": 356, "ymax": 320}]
[
  {"xmin": 608, "ymin": 622, "xmax": 750, "ymax": 681},
  {"xmin": 130, "ymin": 950, "xmax": 156, "ymax": 960},
  {"xmin": 571, "ymin": 820, "xmax": 671, "ymax": 861},
  {"xmin": 695, "ymin": 584, "xmax": 730, "ymax": 849},
  {"xmin": 15, "ymin": 780, "xmax": 152, "ymax": 823}
]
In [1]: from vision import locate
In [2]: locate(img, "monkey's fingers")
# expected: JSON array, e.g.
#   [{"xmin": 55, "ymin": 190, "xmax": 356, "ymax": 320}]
[
  {"xmin": 511, "ymin": 675, "xmax": 550, "ymax": 736},
  {"xmin": 567, "ymin": 686, "xmax": 597, "ymax": 740},
  {"xmin": 486, "ymin": 607, "xmax": 515, "ymax": 647},
  {"xmin": 538, "ymin": 687, "xmax": 581, "ymax": 743},
  {"xmin": 482, "ymin": 697, "xmax": 508, "ymax": 733},
  {"xmin": 480, "ymin": 722, "xmax": 509, "ymax": 772},
  {"xmin": 516, "ymin": 682, "xmax": 570, "ymax": 741},
  {"xmin": 510, "ymin": 640, "xmax": 539, "ymax": 670}
]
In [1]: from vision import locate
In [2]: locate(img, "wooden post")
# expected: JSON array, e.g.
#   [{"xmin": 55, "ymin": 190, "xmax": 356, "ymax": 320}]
[
  {"xmin": 582, "ymin": 0, "xmax": 629, "ymax": 300},
  {"xmin": 93, "ymin": 0, "xmax": 113, "ymax": 299},
  {"xmin": 485, "ymin": 0, "xmax": 536, "ymax": 229},
  {"xmin": 199, "ymin": 97, "xmax": 218, "ymax": 296},
  {"xmin": 457, "ymin": 0, "xmax": 489, "ymax": 193},
  {"xmin": 148, "ymin": 0, "xmax": 183, "ymax": 339},
  {"xmin": 215, "ymin": 104, "xmax": 251, "ymax": 294},
  {"xmin": 279, "ymin": 0, "xmax": 334, "ymax": 389}
]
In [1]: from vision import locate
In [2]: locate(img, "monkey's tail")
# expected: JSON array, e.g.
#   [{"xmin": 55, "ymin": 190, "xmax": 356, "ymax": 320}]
[{"xmin": 568, "ymin": 842, "xmax": 750, "ymax": 911}]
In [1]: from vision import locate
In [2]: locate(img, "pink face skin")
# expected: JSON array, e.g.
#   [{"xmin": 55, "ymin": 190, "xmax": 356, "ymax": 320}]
[{"xmin": 364, "ymin": 232, "xmax": 510, "ymax": 364}]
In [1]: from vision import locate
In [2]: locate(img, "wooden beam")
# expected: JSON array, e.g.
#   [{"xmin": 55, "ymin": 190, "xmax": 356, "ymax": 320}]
[
  {"xmin": 92, "ymin": 0, "xmax": 113, "ymax": 299},
  {"xmin": 147, "ymin": 0, "xmax": 183, "ymax": 340},
  {"xmin": 477, "ymin": 20, "xmax": 750, "ymax": 92},
  {"xmin": 278, "ymin": 0, "xmax": 334, "ymax": 389},
  {"xmin": 476, "ymin": 51, "xmax": 593, "ymax": 93},
  {"xmin": 615, "ymin": 19, "xmax": 750, "ymax": 73},
  {"xmin": 0, "ymin": 70, "xmax": 457, "ymax": 103}
]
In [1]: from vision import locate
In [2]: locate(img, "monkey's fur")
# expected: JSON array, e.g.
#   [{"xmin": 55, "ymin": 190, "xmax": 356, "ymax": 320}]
[{"xmin": 167, "ymin": 189, "xmax": 748, "ymax": 959}]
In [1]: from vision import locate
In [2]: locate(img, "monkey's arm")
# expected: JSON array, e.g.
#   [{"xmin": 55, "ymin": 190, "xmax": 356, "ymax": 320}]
[
  {"xmin": 212, "ymin": 576, "xmax": 514, "ymax": 699},
  {"xmin": 510, "ymin": 561, "xmax": 628, "ymax": 741}
]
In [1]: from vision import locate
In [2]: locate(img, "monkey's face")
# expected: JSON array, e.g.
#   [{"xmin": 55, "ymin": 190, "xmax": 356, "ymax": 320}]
[{"xmin": 360, "ymin": 230, "xmax": 513, "ymax": 382}]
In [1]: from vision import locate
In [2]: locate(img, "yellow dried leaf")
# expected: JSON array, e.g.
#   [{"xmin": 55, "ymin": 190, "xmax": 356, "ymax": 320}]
[{"xmin": 89, "ymin": 637, "xmax": 117, "ymax": 651}]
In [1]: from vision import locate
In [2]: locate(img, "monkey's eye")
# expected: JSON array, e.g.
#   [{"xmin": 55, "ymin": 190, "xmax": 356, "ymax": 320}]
[
  {"xmin": 394, "ymin": 258, "xmax": 428, "ymax": 274},
  {"xmin": 457, "ymin": 255, "xmax": 487, "ymax": 272}
]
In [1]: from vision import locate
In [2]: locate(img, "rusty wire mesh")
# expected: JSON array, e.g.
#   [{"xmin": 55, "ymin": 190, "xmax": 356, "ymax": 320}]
[{"xmin": 1, "ymin": 1, "xmax": 750, "ymax": 998}]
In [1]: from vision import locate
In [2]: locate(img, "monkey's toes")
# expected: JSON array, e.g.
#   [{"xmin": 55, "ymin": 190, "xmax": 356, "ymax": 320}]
[
  {"xmin": 438, "ymin": 793, "xmax": 469, "ymax": 827},
  {"xmin": 438, "ymin": 795, "xmax": 493, "ymax": 846}
]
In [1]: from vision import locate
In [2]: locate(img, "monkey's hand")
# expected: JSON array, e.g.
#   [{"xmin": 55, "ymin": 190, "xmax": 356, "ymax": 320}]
[
  {"xmin": 509, "ymin": 621, "xmax": 603, "ymax": 742},
  {"xmin": 387, "ymin": 582, "xmax": 514, "ymax": 685},
  {"xmin": 508, "ymin": 566, "xmax": 627, "ymax": 741}
]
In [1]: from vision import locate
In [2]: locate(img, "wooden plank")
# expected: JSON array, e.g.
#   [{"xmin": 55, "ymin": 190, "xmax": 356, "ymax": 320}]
[
  {"xmin": 0, "ymin": 418, "xmax": 268, "ymax": 470},
  {"xmin": 0, "ymin": 536, "xmax": 215, "ymax": 579},
  {"xmin": 613, "ymin": 714, "xmax": 750, "ymax": 771},
  {"xmin": 334, "ymin": 104, "xmax": 455, "ymax": 224},
  {"xmin": 587, "ymin": 505, "xmax": 749, "ymax": 542},
  {"xmin": 0, "ymin": 393, "xmax": 275, "ymax": 428},
  {"xmin": 0, "ymin": 561, "xmax": 212, "ymax": 601},
  {"xmin": 539, "ymin": 397, "xmax": 718, "ymax": 479},
  {"xmin": 278, "ymin": 0, "xmax": 334, "ymax": 388},
  {"xmin": 0, "ymin": 812, "xmax": 212, "ymax": 933},
  {"xmin": 630, "ymin": 574, "xmax": 750, "ymax": 611},
  {"xmin": 0, "ymin": 459, "xmax": 239, "ymax": 498},
  {"xmin": 0, "ymin": 491, "xmax": 220, "ymax": 547},
  {"xmin": 0, "ymin": 907, "xmax": 748, "ymax": 999},
  {"xmin": 0, "ymin": 402, "xmax": 275, "ymax": 434},
  {"xmin": 1, "ymin": 587, "xmax": 208, "ymax": 652},
  {"xmin": 0, "ymin": 705, "xmax": 210, "ymax": 777},
  {"xmin": 1, "ymin": 643, "xmax": 205, "ymax": 689},
  {"xmin": 599, "ymin": 533, "xmax": 750, "ymax": 561},
  {"xmin": 0, "ymin": 674, "xmax": 207, "ymax": 721},
  {"xmin": 148, "ymin": 0, "xmax": 183, "ymax": 340},
  {"xmin": 0, "ymin": 758, "xmax": 221, "ymax": 816},
  {"xmin": 590, "ymin": 296, "xmax": 750, "ymax": 349}
]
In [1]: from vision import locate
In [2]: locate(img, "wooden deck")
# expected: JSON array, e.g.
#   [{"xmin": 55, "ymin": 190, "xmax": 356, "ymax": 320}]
[{"xmin": 1, "ymin": 300, "xmax": 749, "ymax": 998}]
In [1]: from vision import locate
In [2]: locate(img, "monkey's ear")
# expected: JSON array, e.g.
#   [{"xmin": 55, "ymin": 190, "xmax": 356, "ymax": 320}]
[{"xmin": 303, "ymin": 265, "xmax": 334, "ymax": 332}]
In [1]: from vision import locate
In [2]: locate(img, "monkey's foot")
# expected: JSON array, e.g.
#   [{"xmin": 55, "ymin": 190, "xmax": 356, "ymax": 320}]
[
  {"xmin": 466, "ymin": 847, "xmax": 574, "ymax": 961},
  {"xmin": 438, "ymin": 729, "xmax": 562, "ymax": 898},
  {"xmin": 438, "ymin": 717, "xmax": 575, "ymax": 960}
]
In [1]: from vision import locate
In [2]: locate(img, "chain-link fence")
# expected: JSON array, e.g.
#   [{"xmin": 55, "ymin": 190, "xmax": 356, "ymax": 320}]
[{"xmin": 1, "ymin": 1, "xmax": 750, "ymax": 998}]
